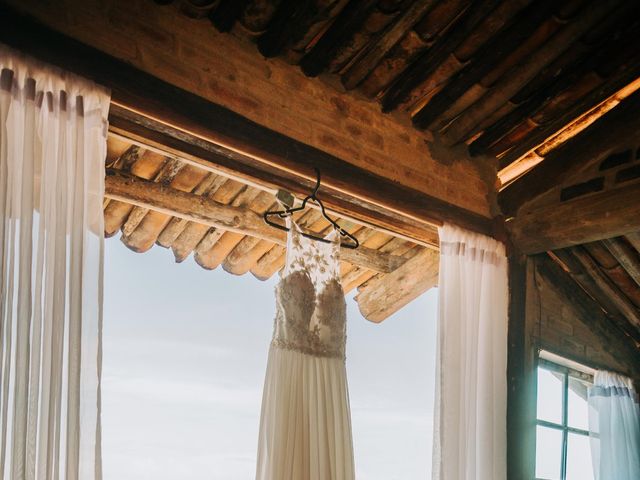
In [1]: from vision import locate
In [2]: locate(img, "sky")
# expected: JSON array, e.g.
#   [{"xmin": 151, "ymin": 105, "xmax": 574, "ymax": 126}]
[{"xmin": 102, "ymin": 237, "xmax": 438, "ymax": 480}]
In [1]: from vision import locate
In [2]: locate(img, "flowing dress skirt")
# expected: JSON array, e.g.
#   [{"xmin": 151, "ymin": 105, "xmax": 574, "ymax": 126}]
[{"xmin": 256, "ymin": 347, "xmax": 355, "ymax": 480}]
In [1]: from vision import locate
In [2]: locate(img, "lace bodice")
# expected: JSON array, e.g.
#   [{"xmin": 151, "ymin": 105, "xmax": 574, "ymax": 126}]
[{"xmin": 272, "ymin": 219, "xmax": 347, "ymax": 359}]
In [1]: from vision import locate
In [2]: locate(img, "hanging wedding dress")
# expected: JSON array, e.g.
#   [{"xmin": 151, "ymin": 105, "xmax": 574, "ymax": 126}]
[{"xmin": 256, "ymin": 219, "xmax": 355, "ymax": 480}]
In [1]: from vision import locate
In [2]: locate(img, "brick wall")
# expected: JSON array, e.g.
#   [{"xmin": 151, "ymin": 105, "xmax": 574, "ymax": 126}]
[
  {"xmin": 527, "ymin": 259, "xmax": 640, "ymax": 380},
  {"xmin": 8, "ymin": 0, "xmax": 493, "ymax": 217}
]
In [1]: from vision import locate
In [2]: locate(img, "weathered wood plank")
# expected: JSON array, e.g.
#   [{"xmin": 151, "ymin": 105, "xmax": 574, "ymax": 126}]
[
  {"xmin": 508, "ymin": 181, "xmax": 640, "ymax": 255},
  {"xmin": 381, "ymin": 0, "xmax": 511, "ymax": 112},
  {"xmin": 108, "ymin": 108, "xmax": 467, "ymax": 246},
  {"xmin": 569, "ymin": 247, "xmax": 640, "ymax": 329},
  {"xmin": 299, "ymin": 0, "xmax": 378, "ymax": 77},
  {"xmin": 469, "ymin": 13, "xmax": 640, "ymax": 156},
  {"xmin": 499, "ymin": 88, "xmax": 640, "ymax": 217},
  {"xmin": 355, "ymin": 247, "xmax": 439, "ymax": 322},
  {"xmin": 256, "ymin": 0, "xmax": 317, "ymax": 58},
  {"xmin": 441, "ymin": 0, "xmax": 616, "ymax": 145},
  {"xmin": 603, "ymin": 237, "xmax": 640, "ymax": 289},
  {"xmin": 497, "ymin": 56, "xmax": 640, "ymax": 170},
  {"xmin": 105, "ymin": 172, "xmax": 406, "ymax": 274},
  {"xmin": 410, "ymin": 0, "xmax": 557, "ymax": 128},
  {"xmin": 0, "ymin": 6, "xmax": 495, "ymax": 245},
  {"xmin": 341, "ymin": 0, "xmax": 438, "ymax": 90}
]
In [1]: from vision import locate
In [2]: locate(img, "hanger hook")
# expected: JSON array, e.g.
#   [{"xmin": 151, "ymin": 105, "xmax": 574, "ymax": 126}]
[{"xmin": 311, "ymin": 167, "xmax": 321, "ymax": 199}]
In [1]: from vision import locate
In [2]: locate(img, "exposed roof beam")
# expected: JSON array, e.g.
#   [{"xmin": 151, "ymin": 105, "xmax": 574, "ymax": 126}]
[
  {"xmin": 603, "ymin": 238, "xmax": 640, "ymax": 288},
  {"xmin": 496, "ymin": 55, "xmax": 640, "ymax": 171},
  {"xmin": 499, "ymin": 87, "xmax": 640, "ymax": 217},
  {"xmin": 508, "ymin": 181, "xmax": 640, "ymax": 254},
  {"xmin": 341, "ymin": 0, "xmax": 438, "ymax": 90},
  {"xmin": 0, "ymin": 5, "xmax": 496, "ymax": 243},
  {"xmin": 108, "ymin": 107, "xmax": 442, "ymax": 248},
  {"xmin": 104, "ymin": 172, "xmax": 406, "ymax": 274},
  {"xmin": 538, "ymin": 253, "xmax": 640, "ymax": 356},
  {"xmin": 564, "ymin": 247, "xmax": 640, "ymax": 330},
  {"xmin": 355, "ymin": 247, "xmax": 439, "ymax": 322}
]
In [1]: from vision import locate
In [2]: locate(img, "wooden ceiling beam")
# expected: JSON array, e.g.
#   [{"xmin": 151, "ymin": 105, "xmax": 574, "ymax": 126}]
[
  {"xmin": 299, "ymin": 0, "xmax": 378, "ymax": 77},
  {"xmin": 497, "ymin": 55, "xmax": 640, "ymax": 170},
  {"xmin": 411, "ymin": 0, "xmax": 558, "ymax": 129},
  {"xmin": 469, "ymin": 11, "xmax": 640, "ymax": 157},
  {"xmin": 341, "ymin": 0, "xmax": 438, "ymax": 90},
  {"xmin": 108, "ymin": 107, "xmax": 445, "ymax": 248},
  {"xmin": 538, "ymin": 253, "xmax": 640, "ymax": 354},
  {"xmin": 355, "ymin": 247, "xmax": 439, "ymax": 322},
  {"xmin": 104, "ymin": 171, "xmax": 406, "ymax": 274},
  {"xmin": 0, "ymin": 7, "xmax": 495, "ymax": 244},
  {"xmin": 499, "ymin": 87, "xmax": 640, "ymax": 218},
  {"xmin": 257, "ymin": 0, "xmax": 317, "ymax": 58},
  {"xmin": 508, "ymin": 181, "xmax": 640, "ymax": 255},
  {"xmin": 381, "ymin": 0, "xmax": 502, "ymax": 113},
  {"xmin": 603, "ymin": 238, "xmax": 640, "ymax": 288},
  {"xmin": 565, "ymin": 247, "xmax": 640, "ymax": 330},
  {"xmin": 441, "ymin": 0, "xmax": 617, "ymax": 146}
]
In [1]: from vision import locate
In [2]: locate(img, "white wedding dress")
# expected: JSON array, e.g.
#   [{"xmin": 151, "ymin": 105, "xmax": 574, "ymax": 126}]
[{"xmin": 256, "ymin": 219, "xmax": 355, "ymax": 480}]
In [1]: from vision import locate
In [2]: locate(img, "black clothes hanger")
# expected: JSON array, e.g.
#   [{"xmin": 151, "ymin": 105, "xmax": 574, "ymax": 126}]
[{"xmin": 263, "ymin": 168, "xmax": 359, "ymax": 249}]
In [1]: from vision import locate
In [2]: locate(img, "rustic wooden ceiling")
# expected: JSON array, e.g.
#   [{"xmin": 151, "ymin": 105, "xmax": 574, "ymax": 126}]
[
  {"xmin": 104, "ymin": 135, "xmax": 439, "ymax": 322},
  {"xmin": 136, "ymin": 0, "xmax": 640, "ymax": 334},
  {"xmin": 158, "ymin": 0, "xmax": 640, "ymax": 186},
  {"xmin": 549, "ymin": 235, "xmax": 640, "ymax": 351}
]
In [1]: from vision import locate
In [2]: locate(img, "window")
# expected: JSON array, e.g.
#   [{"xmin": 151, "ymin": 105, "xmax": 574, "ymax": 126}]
[{"xmin": 535, "ymin": 357, "xmax": 594, "ymax": 480}]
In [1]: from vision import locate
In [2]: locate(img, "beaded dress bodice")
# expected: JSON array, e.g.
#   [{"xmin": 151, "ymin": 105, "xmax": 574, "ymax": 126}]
[{"xmin": 272, "ymin": 220, "xmax": 347, "ymax": 359}]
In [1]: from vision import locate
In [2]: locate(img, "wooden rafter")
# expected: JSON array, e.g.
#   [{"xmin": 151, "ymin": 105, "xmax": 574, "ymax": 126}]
[
  {"xmin": 567, "ymin": 247, "xmax": 640, "ymax": 330},
  {"xmin": 508, "ymin": 181, "xmax": 640, "ymax": 255},
  {"xmin": 104, "ymin": 172, "xmax": 407, "ymax": 274},
  {"xmin": 499, "ymin": 87, "xmax": 640, "ymax": 217},
  {"xmin": 341, "ymin": 0, "xmax": 438, "ymax": 90},
  {"xmin": 108, "ymin": 108, "xmax": 443, "ymax": 248},
  {"xmin": 0, "ymin": 6, "xmax": 495, "ymax": 247},
  {"xmin": 538, "ymin": 253, "xmax": 640, "ymax": 356},
  {"xmin": 603, "ymin": 238, "xmax": 640, "ymax": 289},
  {"xmin": 355, "ymin": 247, "xmax": 439, "ymax": 323}
]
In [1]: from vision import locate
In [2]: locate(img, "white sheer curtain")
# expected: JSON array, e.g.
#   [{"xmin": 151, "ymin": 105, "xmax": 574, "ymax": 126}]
[
  {"xmin": 588, "ymin": 370, "xmax": 640, "ymax": 480},
  {"xmin": 0, "ymin": 45, "xmax": 110, "ymax": 479},
  {"xmin": 432, "ymin": 224, "xmax": 508, "ymax": 480}
]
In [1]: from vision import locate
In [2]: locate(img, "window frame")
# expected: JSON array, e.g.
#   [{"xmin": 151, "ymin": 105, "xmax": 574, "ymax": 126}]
[{"xmin": 534, "ymin": 357, "xmax": 594, "ymax": 480}]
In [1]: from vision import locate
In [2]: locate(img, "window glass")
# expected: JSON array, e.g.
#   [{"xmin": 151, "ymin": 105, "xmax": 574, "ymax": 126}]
[
  {"xmin": 535, "ymin": 425, "xmax": 563, "ymax": 480},
  {"xmin": 567, "ymin": 377, "xmax": 589, "ymax": 431},
  {"xmin": 566, "ymin": 432, "xmax": 594, "ymax": 480},
  {"xmin": 537, "ymin": 367, "xmax": 564, "ymax": 424}
]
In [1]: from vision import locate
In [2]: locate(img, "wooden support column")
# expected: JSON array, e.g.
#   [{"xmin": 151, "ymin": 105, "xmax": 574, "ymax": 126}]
[{"xmin": 507, "ymin": 255, "xmax": 536, "ymax": 480}]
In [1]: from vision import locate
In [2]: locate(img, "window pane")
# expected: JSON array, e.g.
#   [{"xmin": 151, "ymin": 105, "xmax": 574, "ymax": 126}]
[
  {"xmin": 537, "ymin": 367, "xmax": 564, "ymax": 424},
  {"xmin": 568, "ymin": 377, "xmax": 590, "ymax": 431},
  {"xmin": 566, "ymin": 432, "xmax": 594, "ymax": 480},
  {"xmin": 535, "ymin": 425, "xmax": 563, "ymax": 480}
]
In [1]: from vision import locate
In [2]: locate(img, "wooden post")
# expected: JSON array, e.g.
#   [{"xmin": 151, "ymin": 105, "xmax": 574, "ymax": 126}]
[{"xmin": 507, "ymin": 255, "xmax": 536, "ymax": 480}]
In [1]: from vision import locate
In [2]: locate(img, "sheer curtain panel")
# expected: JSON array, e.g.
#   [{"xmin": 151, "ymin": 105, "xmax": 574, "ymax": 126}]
[
  {"xmin": 0, "ymin": 45, "xmax": 110, "ymax": 479},
  {"xmin": 588, "ymin": 371, "xmax": 640, "ymax": 480},
  {"xmin": 432, "ymin": 224, "xmax": 508, "ymax": 480}
]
